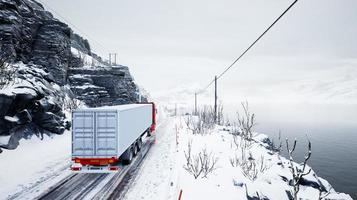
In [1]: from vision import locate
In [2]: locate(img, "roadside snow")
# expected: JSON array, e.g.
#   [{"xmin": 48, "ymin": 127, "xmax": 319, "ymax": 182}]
[
  {"xmin": 0, "ymin": 136, "xmax": 11, "ymax": 146},
  {"xmin": 0, "ymin": 132, "xmax": 72, "ymax": 200}
]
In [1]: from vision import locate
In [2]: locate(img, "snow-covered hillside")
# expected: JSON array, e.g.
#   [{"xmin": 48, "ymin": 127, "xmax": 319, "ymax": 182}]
[{"xmin": 120, "ymin": 113, "xmax": 353, "ymax": 200}]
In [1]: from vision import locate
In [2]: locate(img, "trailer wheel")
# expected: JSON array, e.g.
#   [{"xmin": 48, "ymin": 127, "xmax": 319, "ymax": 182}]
[
  {"xmin": 121, "ymin": 147, "xmax": 133, "ymax": 165},
  {"xmin": 133, "ymin": 142, "xmax": 138, "ymax": 156},
  {"xmin": 137, "ymin": 138, "xmax": 143, "ymax": 151},
  {"xmin": 146, "ymin": 129, "xmax": 152, "ymax": 137}
]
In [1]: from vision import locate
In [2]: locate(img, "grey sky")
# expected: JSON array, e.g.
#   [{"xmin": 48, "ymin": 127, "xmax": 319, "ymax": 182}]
[{"xmin": 41, "ymin": 0, "xmax": 357, "ymax": 106}]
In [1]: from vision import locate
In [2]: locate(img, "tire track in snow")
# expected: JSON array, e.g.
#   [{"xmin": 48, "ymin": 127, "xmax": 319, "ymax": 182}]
[{"xmin": 121, "ymin": 117, "xmax": 178, "ymax": 200}]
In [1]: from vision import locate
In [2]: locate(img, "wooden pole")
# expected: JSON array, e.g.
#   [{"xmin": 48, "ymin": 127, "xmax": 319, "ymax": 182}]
[
  {"xmin": 175, "ymin": 103, "xmax": 177, "ymax": 116},
  {"xmin": 194, "ymin": 92, "xmax": 197, "ymax": 115},
  {"xmin": 114, "ymin": 53, "xmax": 117, "ymax": 65},
  {"xmin": 214, "ymin": 75, "xmax": 217, "ymax": 123}
]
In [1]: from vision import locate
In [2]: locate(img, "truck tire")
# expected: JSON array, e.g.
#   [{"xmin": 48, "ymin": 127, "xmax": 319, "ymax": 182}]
[
  {"xmin": 137, "ymin": 138, "xmax": 143, "ymax": 151},
  {"xmin": 121, "ymin": 147, "xmax": 133, "ymax": 165},
  {"xmin": 133, "ymin": 142, "xmax": 138, "ymax": 156},
  {"xmin": 146, "ymin": 129, "xmax": 152, "ymax": 137}
]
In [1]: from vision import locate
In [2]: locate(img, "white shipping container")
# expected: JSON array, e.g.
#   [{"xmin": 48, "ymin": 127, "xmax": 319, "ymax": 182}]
[{"xmin": 72, "ymin": 104, "xmax": 152, "ymax": 159}]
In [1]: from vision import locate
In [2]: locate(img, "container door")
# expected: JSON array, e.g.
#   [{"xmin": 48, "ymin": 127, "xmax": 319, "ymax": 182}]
[
  {"xmin": 95, "ymin": 111, "xmax": 117, "ymax": 156},
  {"xmin": 72, "ymin": 111, "xmax": 95, "ymax": 156}
]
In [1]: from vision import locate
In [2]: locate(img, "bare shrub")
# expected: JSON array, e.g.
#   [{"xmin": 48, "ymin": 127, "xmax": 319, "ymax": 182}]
[
  {"xmin": 258, "ymin": 155, "xmax": 269, "ymax": 173},
  {"xmin": 231, "ymin": 134, "xmax": 240, "ymax": 150},
  {"xmin": 241, "ymin": 152, "xmax": 259, "ymax": 181},
  {"xmin": 184, "ymin": 114, "xmax": 192, "ymax": 129},
  {"xmin": 230, "ymin": 136, "xmax": 269, "ymax": 181},
  {"xmin": 0, "ymin": 54, "xmax": 16, "ymax": 89},
  {"xmin": 230, "ymin": 151, "xmax": 269, "ymax": 181},
  {"xmin": 185, "ymin": 115, "xmax": 205, "ymax": 135},
  {"xmin": 184, "ymin": 141, "xmax": 218, "ymax": 179},
  {"xmin": 61, "ymin": 93, "xmax": 82, "ymax": 111},
  {"xmin": 229, "ymin": 122, "xmax": 240, "ymax": 136},
  {"xmin": 216, "ymin": 103, "xmax": 224, "ymax": 125},
  {"xmin": 184, "ymin": 114, "xmax": 193, "ymax": 129},
  {"xmin": 237, "ymin": 101, "xmax": 257, "ymax": 141},
  {"xmin": 276, "ymin": 130, "xmax": 283, "ymax": 153},
  {"xmin": 286, "ymin": 138, "xmax": 312, "ymax": 200},
  {"xmin": 231, "ymin": 151, "xmax": 258, "ymax": 181},
  {"xmin": 270, "ymin": 130, "xmax": 283, "ymax": 155},
  {"xmin": 199, "ymin": 106, "xmax": 215, "ymax": 128},
  {"xmin": 184, "ymin": 141, "xmax": 202, "ymax": 179},
  {"xmin": 185, "ymin": 106, "xmax": 216, "ymax": 135},
  {"xmin": 64, "ymin": 97, "xmax": 81, "ymax": 110},
  {"xmin": 319, "ymin": 187, "xmax": 332, "ymax": 200}
]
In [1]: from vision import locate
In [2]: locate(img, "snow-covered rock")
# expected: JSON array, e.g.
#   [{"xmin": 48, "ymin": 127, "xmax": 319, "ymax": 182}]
[
  {"xmin": 0, "ymin": 0, "xmax": 147, "ymax": 152},
  {"xmin": 0, "ymin": 63, "xmax": 69, "ymax": 150},
  {"xmin": 68, "ymin": 62, "xmax": 142, "ymax": 107}
]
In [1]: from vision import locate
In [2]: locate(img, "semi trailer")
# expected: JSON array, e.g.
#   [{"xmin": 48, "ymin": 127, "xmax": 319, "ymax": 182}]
[{"xmin": 71, "ymin": 103, "xmax": 156, "ymax": 172}]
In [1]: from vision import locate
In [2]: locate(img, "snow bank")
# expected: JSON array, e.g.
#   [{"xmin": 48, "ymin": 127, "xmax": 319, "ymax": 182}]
[{"xmin": 0, "ymin": 132, "xmax": 72, "ymax": 199}]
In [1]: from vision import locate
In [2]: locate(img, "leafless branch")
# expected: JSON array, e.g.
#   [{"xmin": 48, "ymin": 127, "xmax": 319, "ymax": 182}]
[
  {"xmin": 184, "ymin": 141, "xmax": 218, "ymax": 179},
  {"xmin": 286, "ymin": 138, "xmax": 312, "ymax": 200},
  {"xmin": 237, "ymin": 101, "xmax": 256, "ymax": 141}
]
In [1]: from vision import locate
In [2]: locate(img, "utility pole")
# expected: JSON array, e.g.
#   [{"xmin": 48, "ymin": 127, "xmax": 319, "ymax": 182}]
[
  {"xmin": 175, "ymin": 103, "xmax": 177, "ymax": 116},
  {"xmin": 114, "ymin": 53, "xmax": 117, "ymax": 65},
  {"xmin": 108, "ymin": 53, "xmax": 118, "ymax": 65},
  {"xmin": 214, "ymin": 75, "xmax": 217, "ymax": 123},
  {"xmin": 194, "ymin": 92, "xmax": 197, "ymax": 115}
]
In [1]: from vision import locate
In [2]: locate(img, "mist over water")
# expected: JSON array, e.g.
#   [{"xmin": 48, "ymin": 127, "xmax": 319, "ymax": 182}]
[{"xmin": 225, "ymin": 102, "xmax": 357, "ymax": 198}]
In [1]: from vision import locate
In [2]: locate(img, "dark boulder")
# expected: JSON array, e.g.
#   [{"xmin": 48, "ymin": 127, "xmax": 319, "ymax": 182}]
[
  {"xmin": 0, "ymin": 93, "xmax": 14, "ymax": 117},
  {"xmin": 2, "ymin": 123, "xmax": 42, "ymax": 150},
  {"xmin": 16, "ymin": 109, "xmax": 32, "ymax": 124},
  {"xmin": 33, "ymin": 111, "xmax": 64, "ymax": 135}
]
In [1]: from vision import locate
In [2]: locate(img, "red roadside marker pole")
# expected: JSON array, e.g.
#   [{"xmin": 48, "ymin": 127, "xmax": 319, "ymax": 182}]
[{"xmin": 178, "ymin": 189, "xmax": 183, "ymax": 200}]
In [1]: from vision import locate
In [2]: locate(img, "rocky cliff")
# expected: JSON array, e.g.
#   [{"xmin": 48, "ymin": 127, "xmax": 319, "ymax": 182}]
[{"xmin": 0, "ymin": 0, "xmax": 145, "ymax": 151}]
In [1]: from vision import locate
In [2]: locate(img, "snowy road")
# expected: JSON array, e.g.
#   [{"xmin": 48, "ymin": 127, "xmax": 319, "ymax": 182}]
[
  {"xmin": 0, "ymin": 113, "xmax": 177, "ymax": 200},
  {"xmin": 36, "ymin": 135, "xmax": 155, "ymax": 200},
  {"xmin": 2, "ymin": 134, "xmax": 156, "ymax": 200},
  {"xmin": 121, "ymin": 117, "xmax": 180, "ymax": 200},
  {"xmin": 35, "ymin": 116, "xmax": 177, "ymax": 200}
]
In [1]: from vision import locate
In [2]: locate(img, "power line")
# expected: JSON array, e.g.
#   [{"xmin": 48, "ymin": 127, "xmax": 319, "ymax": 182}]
[
  {"xmin": 37, "ymin": 0, "xmax": 108, "ymax": 55},
  {"xmin": 199, "ymin": 0, "xmax": 299, "ymax": 94}
]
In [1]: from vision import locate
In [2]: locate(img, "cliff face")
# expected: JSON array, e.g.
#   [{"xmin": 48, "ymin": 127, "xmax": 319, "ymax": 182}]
[
  {"xmin": 0, "ymin": 0, "xmax": 145, "ymax": 151},
  {"xmin": 0, "ymin": 0, "xmax": 71, "ymax": 85},
  {"xmin": 68, "ymin": 65, "xmax": 140, "ymax": 107}
]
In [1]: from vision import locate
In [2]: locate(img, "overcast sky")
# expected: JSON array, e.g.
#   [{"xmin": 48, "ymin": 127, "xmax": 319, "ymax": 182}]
[{"xmin": 40, "ymin": 0, "xmax": 357, "ymax": 109}]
